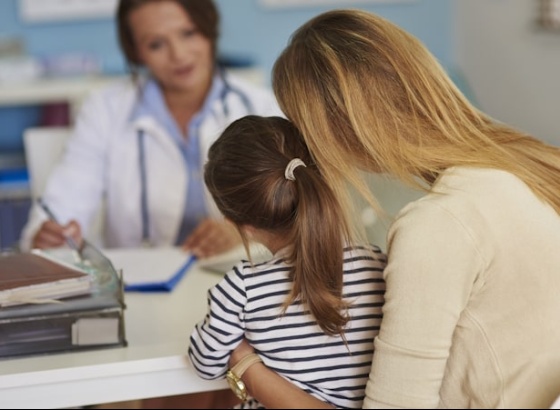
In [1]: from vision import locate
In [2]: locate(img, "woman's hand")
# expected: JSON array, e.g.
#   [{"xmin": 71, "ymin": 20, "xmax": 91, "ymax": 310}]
[
  {"xmin": 32, "ymin": 220, "xmax": 83, "ymax": 250},
  {"xmin": 182, "ymin": 219, "xmax": 242, "ymax": 258}
]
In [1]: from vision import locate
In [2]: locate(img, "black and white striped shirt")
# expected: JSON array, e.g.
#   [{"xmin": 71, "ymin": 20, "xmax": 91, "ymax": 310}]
[{"xmin": 189, "ymin": 245, "xmax": 386, "ymax": 409}]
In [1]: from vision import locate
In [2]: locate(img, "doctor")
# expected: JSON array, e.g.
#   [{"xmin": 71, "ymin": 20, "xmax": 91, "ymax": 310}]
[{"xmin": 21, "ymin": 0, "xmax": 282, "ymax": 258}]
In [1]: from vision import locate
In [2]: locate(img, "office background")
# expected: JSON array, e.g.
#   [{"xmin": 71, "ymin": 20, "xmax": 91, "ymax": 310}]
[
  {"xmin": 2, "ymin": 0, "xmax": 559, "ymax": 151},
  {"xmin": 0, "ymin": 0, "xmax": 559, "ymax": 250},
  {"xmin": 0, "ymin": 0, "xmax": 454, "ymax": 154}
]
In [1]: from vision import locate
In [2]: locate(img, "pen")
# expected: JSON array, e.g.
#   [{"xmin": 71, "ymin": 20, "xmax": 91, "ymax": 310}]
[{"xmin": 37, "ymin": 197, "xmax": 84, "ymax": 262}]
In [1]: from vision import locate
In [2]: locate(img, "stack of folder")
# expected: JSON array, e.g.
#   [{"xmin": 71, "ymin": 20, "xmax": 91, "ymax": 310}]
[
  {"xmin": 0, "ymin": 242, "xmax": 127, "ymax": 359},
  {"xmin": 0, "ymin": 251, "xmax": 93, "ymax": 308}
]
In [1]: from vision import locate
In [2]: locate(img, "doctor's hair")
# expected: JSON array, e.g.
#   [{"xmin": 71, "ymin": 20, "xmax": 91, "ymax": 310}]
[
  {"xmin": 205, "ymin": 115, "xmax": 351, "ymax": 337},
  {"xmin": 117, "ymin": 0, "xmax": 219, "ymax": 74},
  {"xmin": 273, "ymin": 9, "xmax": 560, "ymax": 220}
]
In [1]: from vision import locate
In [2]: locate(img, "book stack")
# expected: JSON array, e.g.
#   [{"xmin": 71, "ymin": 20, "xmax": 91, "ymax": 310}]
[
  {"xmin": 0, "ymin": 252, "xmax": 92, "ymax": 308},
  {"xmin": 0, "ymin": 242, "xmax": 127, "ymax": 359}
]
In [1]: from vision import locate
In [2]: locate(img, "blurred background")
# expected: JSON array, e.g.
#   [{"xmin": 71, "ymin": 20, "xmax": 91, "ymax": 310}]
[{"xmin": 0, "ymin": 0, "xmax": 559, "ymax": 251}]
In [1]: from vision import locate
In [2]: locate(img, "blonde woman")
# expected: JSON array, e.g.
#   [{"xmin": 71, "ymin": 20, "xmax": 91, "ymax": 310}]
[{"xmin": 226, "ymin": 9, "xmax": 560, "ymax": 409}]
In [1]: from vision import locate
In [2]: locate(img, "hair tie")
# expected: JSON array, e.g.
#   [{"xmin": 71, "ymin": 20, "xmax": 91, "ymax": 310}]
[{"xmin": 284, "ymin": 158, "xmax": 307, "ymax": 181}]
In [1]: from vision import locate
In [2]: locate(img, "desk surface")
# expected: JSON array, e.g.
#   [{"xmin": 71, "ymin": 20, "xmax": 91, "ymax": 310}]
[{"xmin": 0, "ymin": 249, "xmax": 234, "ymax": 409}]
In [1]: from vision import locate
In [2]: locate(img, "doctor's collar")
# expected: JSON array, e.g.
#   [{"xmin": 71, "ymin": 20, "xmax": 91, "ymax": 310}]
[{"xmin": 128, "ymin": 73, "xmax": 226, "ymax": 125}]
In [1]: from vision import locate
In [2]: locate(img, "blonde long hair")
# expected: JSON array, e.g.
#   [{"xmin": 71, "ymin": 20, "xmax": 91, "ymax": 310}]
[{"xmin": 272, "ymin": 9, "xmax": 560, "ymax": 219}]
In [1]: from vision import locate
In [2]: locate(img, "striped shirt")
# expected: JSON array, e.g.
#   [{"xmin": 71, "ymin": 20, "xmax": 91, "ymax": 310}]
[{"xmin": 189, "ymin": 245, "xmax": 386, "ymax": 409}]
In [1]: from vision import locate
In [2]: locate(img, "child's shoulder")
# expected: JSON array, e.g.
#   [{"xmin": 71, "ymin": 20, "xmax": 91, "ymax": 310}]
[
  {"xmin": 344, "ymin": 244, "xmax": 387, "ymax": 260},
  {"xmin": 228, "ymin": 254, "xmax": 291, "ymax": 280},
  {"xmin": 342, "ymin": 244, "xmax": 388, "ymax": 272}
]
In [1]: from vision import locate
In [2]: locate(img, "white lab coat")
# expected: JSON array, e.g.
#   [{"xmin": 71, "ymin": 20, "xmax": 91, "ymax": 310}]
[{"xmin": 20, "ymin": 72, "xmax": 282, "ymax": 250}]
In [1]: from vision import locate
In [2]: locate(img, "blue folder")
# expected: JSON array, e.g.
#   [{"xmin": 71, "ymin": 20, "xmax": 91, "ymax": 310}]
[{"xmin": 124, "ymin": 255, "xmax": 197, "ymax": 293}]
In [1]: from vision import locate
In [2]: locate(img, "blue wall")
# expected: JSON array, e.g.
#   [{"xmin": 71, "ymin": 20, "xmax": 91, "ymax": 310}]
[
  {"xmin": 0, "ymin": 0, "xmax": 454, "ymax": 152},
  {"xmin": 0, "ymin": 0, "xmax": 454, "ymax": 78},
  {"xmin": 217, "ymin": 0, "xmax": 453, "ymax": 80}
]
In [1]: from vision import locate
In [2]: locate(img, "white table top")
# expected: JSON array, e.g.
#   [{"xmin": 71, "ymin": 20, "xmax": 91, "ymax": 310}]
[{"xmin": 0, "ymin": 248, "xmax": 236, "ymax": 409}]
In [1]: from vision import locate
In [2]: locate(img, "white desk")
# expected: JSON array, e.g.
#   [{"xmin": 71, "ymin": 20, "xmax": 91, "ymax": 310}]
[{"xmin": 0, "ymin": 251, "xmax": 231, "ymax": 409}]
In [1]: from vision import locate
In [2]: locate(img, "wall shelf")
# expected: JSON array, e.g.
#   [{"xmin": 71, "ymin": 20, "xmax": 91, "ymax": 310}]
[
  {"xmin": 0, "ymin": 75, "xmax": 121, "ymax": 120},
  {"xmin": 19, "ymin": 0, "xmax": 117, "ymax": 23},
  {"xmin": 0, "ymin": 67, "xmax": 265, "ymax": 120}
]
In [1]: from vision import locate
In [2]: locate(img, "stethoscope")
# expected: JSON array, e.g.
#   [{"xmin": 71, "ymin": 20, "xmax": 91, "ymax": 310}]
[{"xmin": 137, "ymin": 68, "xmax": 253, "ymax": 246}]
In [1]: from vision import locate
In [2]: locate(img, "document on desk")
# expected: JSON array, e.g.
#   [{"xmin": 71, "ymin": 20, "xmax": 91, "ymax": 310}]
[
  {"xmin": 198, "ymin": 243, "xmax": 272, "ymax": 274},
  {"xmin": 103, "ymin": 247, "xmax": 196, "ymax": 292}
]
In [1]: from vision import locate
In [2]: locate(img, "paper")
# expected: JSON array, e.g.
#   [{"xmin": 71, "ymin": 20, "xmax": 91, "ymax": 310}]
[
  {"xmin": 103, "ymin": 247, "xmax": 195, "ymax": 292},
  {"xmin": 198, "ymin": 243, "xmax": 272, "ymax": 274}
]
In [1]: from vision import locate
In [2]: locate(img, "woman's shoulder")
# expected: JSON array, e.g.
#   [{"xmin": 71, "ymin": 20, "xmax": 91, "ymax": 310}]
[
  {"xmin": 222, "ymin": 69, "xmax": 268, "ymax": 91},
  {"xmin": 77, "ymin": 76, "xmax": 139, "ymax": 122},
  {"xmin": 89, "ymin": 77, "xmax": 138, "ymax": 102},
  {"xmin": 398, "ymin": 167, "xmax": 521, "ymax": 216},
  {"xmin": 388, "ymin": 167, "xmax": 512, "ymax": 258},
  {"xmin": 434, "ymin": 166, "xmax": 525, "ymax": 195},
  {"xmin": 222, "ymin": 71, "xmax": 278, "ymax": 102}
]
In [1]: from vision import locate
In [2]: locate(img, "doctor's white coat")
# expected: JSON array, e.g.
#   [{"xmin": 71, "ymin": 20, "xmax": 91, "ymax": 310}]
[{"xmin": 20, "ymin": 73, "xmax": 282, "ymax": 250}]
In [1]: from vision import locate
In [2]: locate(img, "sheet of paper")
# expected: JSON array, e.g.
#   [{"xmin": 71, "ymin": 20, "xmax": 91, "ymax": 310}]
[
  {"xmin": 197, "ymin": 243, "xmax": 272, "ymax": 274},
  {"xmin": 103, "ymin": 247, "xmax": 192, "ymax": 286}
]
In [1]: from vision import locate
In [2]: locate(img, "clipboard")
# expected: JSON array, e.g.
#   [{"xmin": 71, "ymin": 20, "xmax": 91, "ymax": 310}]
[
  {"xmin": 123, "ymin": 255, "xmax": 196, "ymax": 292},
  {"xmin": 103, "ymin": 247, "xmax": 196, "ymax": 293}
]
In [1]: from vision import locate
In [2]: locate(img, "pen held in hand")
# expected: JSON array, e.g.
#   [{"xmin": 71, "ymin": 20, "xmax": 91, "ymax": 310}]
[{"xmin": 37, "ymin": 197, "xmax": 84, "ymax": 262}]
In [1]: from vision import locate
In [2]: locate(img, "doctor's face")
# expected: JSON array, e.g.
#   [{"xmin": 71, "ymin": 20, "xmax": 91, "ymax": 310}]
[{"xmin": 128, "ymin": 0, "xmax": 214, "ymax": 95}]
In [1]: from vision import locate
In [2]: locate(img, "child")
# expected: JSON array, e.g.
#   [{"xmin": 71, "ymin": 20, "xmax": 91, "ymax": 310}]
[{"xmin": 188, "ymin": 116, "xmax": 386, "ymax": 408}]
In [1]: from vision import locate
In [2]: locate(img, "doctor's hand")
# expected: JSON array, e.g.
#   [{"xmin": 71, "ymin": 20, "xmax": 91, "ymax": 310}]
[
  {"xmin": 182, "ymin": 219, "xmax": 241, "ymax": 259},
  {"xmin": 32, "ymin": 220, "xmax": 83, "ymax": 250}
]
